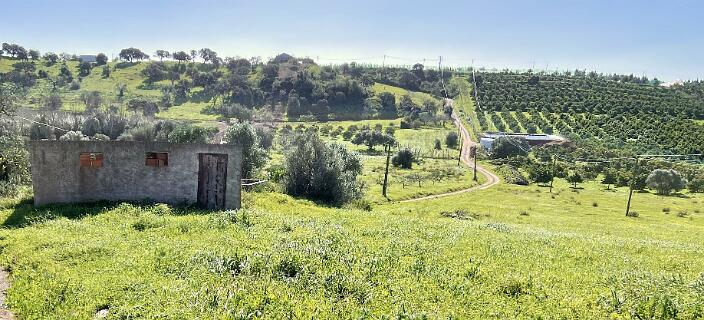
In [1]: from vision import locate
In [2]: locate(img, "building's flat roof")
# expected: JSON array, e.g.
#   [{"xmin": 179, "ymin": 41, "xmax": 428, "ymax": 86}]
[{"xmin": 482, "ymin": 132, "xmax": 565, "ymax": 141}]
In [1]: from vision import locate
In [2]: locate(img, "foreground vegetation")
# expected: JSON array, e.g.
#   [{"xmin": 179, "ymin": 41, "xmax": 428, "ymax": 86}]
[{"xmin": 1, "ymin": 179, "xmax": 703, "ymax": 318}]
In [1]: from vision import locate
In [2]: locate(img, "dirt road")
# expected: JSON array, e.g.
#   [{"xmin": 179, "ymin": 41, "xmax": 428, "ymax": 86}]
[{"xmin": 400, "ymin": 112, "xmax": 500, "ymax": 203}]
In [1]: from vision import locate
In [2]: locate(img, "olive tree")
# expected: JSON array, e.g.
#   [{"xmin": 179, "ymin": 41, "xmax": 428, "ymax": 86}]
[
  {"xmin": 283, "ymin": 132, "xmax": 363, "ymax": 206},
  {"xmin": 351, "ymin": 129, "xmax": 395, "ymax": 151},
  {"xmin": 0, "ymin": 84, "xmax": 30, "ymax": 196},
  {"xmin": 224, "ymin": 122, "xmax": 268, "ymax": 179},
  {"xmin": 646, "ymin": 169, "xmax": 687, "ymax": 195}
]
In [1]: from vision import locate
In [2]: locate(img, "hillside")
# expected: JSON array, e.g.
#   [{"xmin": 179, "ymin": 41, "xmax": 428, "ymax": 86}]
[{"xmin": 473, "ymin": 71, "xmax": 704, "ymax": 154}]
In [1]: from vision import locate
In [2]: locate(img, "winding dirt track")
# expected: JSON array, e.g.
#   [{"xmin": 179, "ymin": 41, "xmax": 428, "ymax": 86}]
[{"xmin": 400, "ymin": 112, "xmax": 500, "ymax": 203}]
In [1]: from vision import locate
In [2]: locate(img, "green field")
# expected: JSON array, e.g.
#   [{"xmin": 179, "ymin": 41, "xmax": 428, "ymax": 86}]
[
  {"xmin": 371, "ymin": 82, "xmax": 440, "ymax": 106},
  {"xmin": 1, "ymin": 179, "xmax": 703, "ymax": 318}
]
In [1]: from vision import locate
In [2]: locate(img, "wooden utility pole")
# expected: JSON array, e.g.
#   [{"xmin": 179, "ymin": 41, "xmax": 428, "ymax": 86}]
[
  {"xmin": 470, "ymin": 146, "xmax": 478, "ymax": 181},
  {"xmin": 625, "ymin": 158, "xmax": 640, "ymax": 216},
  {"xmin": 457, "ymin": 142, "xmax": 463, "ymax": 166},
  {"xmin": 382, "ymin": 144, "xmax": 392, "ymax": 198},
  {"xmin": 549, "ymin": 156, "xmax": 556, "ymax": 193}
]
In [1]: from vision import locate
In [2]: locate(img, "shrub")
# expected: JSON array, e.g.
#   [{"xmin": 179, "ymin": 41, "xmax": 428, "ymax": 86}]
[
  {"xmin": 491, "ymin": 136, "xmax": 529, "ymax": 159},
  {"xmin": 224, "ymin": 122, "xmax": 268, "ymax": 179},
  {"xmin": 495, "ymin": 164, "xmax": 528, "ymax": 185},
  {"xmin": 59, "ymin": 131, "xmax": 89, "ymax": 141},
  {"xmin": 392, "ymin": 148, "xmax": 418, "ymax": 169},
  {"xmin": 168, "ymin": 123, "xmax": 213, "ymax": 144},
  {"xmin": 434, "ymin": 138, "xmax": 442, "ymax": 150},
  {"xmin": 687, "ymin": 174, "xmax": 704, "ymax": 193},
  {"xmin": 69, "ymin": 80, "xmax": 81, "ymax": 90},
  {"xmin": 445, "ymin": 131, "xmax": 459, "ymax": 148},
  {"xmin": 646, "ymin": 169, "xmax": 687, "ymax": 195},
  {"xmin": 626, "ymin": 210, "xmax": 639, "ymax": 218},
  {"xmin": 282, "ymin": 132, "xmax": 363, "ymax": 206}
]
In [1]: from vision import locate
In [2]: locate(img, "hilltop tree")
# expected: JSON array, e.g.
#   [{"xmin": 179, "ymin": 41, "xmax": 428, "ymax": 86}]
[
  {"xmin": 155, "ymin": 50, "xmax": 170, "ymax": 61},
  {"xmin": 95, "ymin": 53, "xmax": 108, "ymax": 66},
  {"xmin": 172, "ymin": 51, "xmax": 190, "ymax": 64},
  {"xmin": 43, "ymin": 52, "xmax": 59, "ymax": 65},
  {"xmin": 198, "ymin": 48, "xmax": 218, "ymax": 64},
  {"xmin": 28, "ymin": 49, "xmax": 40, "ymax": 60},
  {"xmin": 119, "ymin": 47, "xmax": 148, "ymax": 62},
  {"xmin": 1, "ymin": 43, "xmax": 26, "ymax": 58},
  {"xmin": 189, "ymin": 50, "xmax": 198, "ymax": 62}
]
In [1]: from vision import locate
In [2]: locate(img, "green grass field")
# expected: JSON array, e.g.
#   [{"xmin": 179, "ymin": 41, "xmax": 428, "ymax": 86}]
[
  {"xmin": 1, "ymin": 179, "xmax": 703, "ymax": 318},
  {"xmin": 371, "ymin": 82, "xmax": 440, "ymax": 106}
]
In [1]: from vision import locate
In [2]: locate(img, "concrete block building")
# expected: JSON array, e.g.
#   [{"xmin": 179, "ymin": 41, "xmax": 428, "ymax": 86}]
[{"xmin": 28, "ymin": 141, "xmax": 242, "ymax": 210}]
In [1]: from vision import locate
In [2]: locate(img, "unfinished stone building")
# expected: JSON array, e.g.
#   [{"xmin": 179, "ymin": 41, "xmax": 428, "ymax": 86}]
[{"xmin": 28, "ymin": 141, "xmax": 242, "ymax": 210}]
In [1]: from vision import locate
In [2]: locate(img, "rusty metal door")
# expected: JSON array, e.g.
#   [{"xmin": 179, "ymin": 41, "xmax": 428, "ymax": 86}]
[{"xmin": 197, "ymin": 153, "xmax": 228, "ymax": 210}]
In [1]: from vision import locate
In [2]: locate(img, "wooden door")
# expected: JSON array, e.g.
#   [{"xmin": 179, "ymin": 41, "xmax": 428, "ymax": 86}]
[{"xmin": 197, "ymin": 153, "xmax": 228, "ymax": 210}]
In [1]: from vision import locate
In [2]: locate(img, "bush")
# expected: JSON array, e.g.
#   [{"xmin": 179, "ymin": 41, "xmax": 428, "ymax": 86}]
[
  {"xmin": 59, "ymin": 131, "xmax": 89, "ymax": 141},
  {"xmin": 434, "ymin": 139, "xmax": 442, "ymax": 150},
  {"xmin": 282, "ymin": 132, "xmax": 363, "ymax": 206},
  {"xmin": 646, "ymin": 169, "xmax": 687, "ymax": 195},
  {"xmin": 495, "ymin": 164, "xmax": 528, "ymax": 185},
  {"xmin": 626, "ymin": 210, "xmax": 639, "ymax": 218},
  {"xmin": 491, "ymin": 137, "xmax": 529, "ymax": 159},
  {"xmin": 445, "ymin": 131, "xmax": 459, "ymax": 149},
  {"xmin": 168, "ymin": 123, "xmax": 213, "ymax": 143},
  {"xmin": 392, "ymin": 148, "xmax": 418, "ymax": 169},
  {"xmin": 687, "ymin": 174, "xmax": 704, "ymax": 193},
  {"xmin": 224, "ymin": 122, "xmax": 268, "ymax": 179},
  {"xmin": 69, "ymin": 81, "xmax": 81, "ymax": 90}
]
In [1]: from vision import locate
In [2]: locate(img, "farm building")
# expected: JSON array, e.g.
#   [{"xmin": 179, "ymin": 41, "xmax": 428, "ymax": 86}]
[
  {"xmin": 28, "ymin": 141, "xmax": 242, "ymax": 210},
  {"xmin": 480, "ymin": 132, "xmax": 566, "ymax": 151},
  {"xmin": 78, "ymin": 55, "xmax": 97, "ymax": 63}
]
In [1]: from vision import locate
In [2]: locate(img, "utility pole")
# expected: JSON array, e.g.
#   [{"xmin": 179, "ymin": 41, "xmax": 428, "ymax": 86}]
[
  {"xmin": 382, "ymin": 144, "xmax": 392, "ymax": 198},
  {"xmin": 625, "ymin": 157, "xmax": 640, "ymax": 216},
  {"xmin": 457, "ymin": 131, "xmax": 463, "ymax": 166},
  {"xmin": 549, "ymin": 155, "xmax": 556, "ymax": 193},
  {"xmin": 471, "ymin": 146, "xmax": 478, "ymax": 181}
]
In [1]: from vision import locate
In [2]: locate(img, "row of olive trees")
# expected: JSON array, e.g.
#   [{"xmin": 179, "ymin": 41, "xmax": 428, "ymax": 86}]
[{"xmin": 0, "ymin": 84, "xmax": 30, "ymax": 196}]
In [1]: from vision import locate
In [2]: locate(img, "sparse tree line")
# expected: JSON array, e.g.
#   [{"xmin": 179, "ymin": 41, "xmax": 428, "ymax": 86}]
[
  {"xmin": 1, "ymin": 42, "xmax": 457, "ymax": 123},
  {"xmin": 487, "ymin": 137, "xmax": 704, "ymax": 195}
]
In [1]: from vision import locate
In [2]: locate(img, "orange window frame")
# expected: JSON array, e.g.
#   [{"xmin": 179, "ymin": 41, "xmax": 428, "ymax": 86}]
[
  {"xmin": 79, "ymin": 152, "xmax": 103, "ymax": 168},
  {"xmin": 145, "ymin": 152, "xmax": 168, "ymax": 167}
]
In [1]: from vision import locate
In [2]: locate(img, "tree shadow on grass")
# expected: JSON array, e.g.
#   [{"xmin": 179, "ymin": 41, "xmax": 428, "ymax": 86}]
[
  {"xmin": 2, "ymin": 199, "xmax": 121, "ymax": 228},
  {"xmin": 1, "ymin": 199, "xmax": 215, "ymax": 229}
]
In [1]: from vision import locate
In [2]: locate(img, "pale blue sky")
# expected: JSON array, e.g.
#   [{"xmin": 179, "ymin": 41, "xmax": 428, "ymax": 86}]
[{"xmin": 2, "ymin": 0, "xmax": 702, "ymax": 81}]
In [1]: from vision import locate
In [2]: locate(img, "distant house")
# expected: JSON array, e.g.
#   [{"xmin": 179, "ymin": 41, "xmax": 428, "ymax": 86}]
[
  {"xmin": 480, "ymin": 132, "xmax": 566, "ymax": 151},
  {"xmin": 79, "ymin": 55, "xmax": 97, "ymax": 63},
  {"xmin": 28, "ymin": 141, "xmax": 243, "ymax": 210}
]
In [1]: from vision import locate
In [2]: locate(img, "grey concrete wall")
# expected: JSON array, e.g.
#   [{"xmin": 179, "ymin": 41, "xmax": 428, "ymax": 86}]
[{"xmin": 28, "ymin": 141, "xmax": 242, "ymax": 209}]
